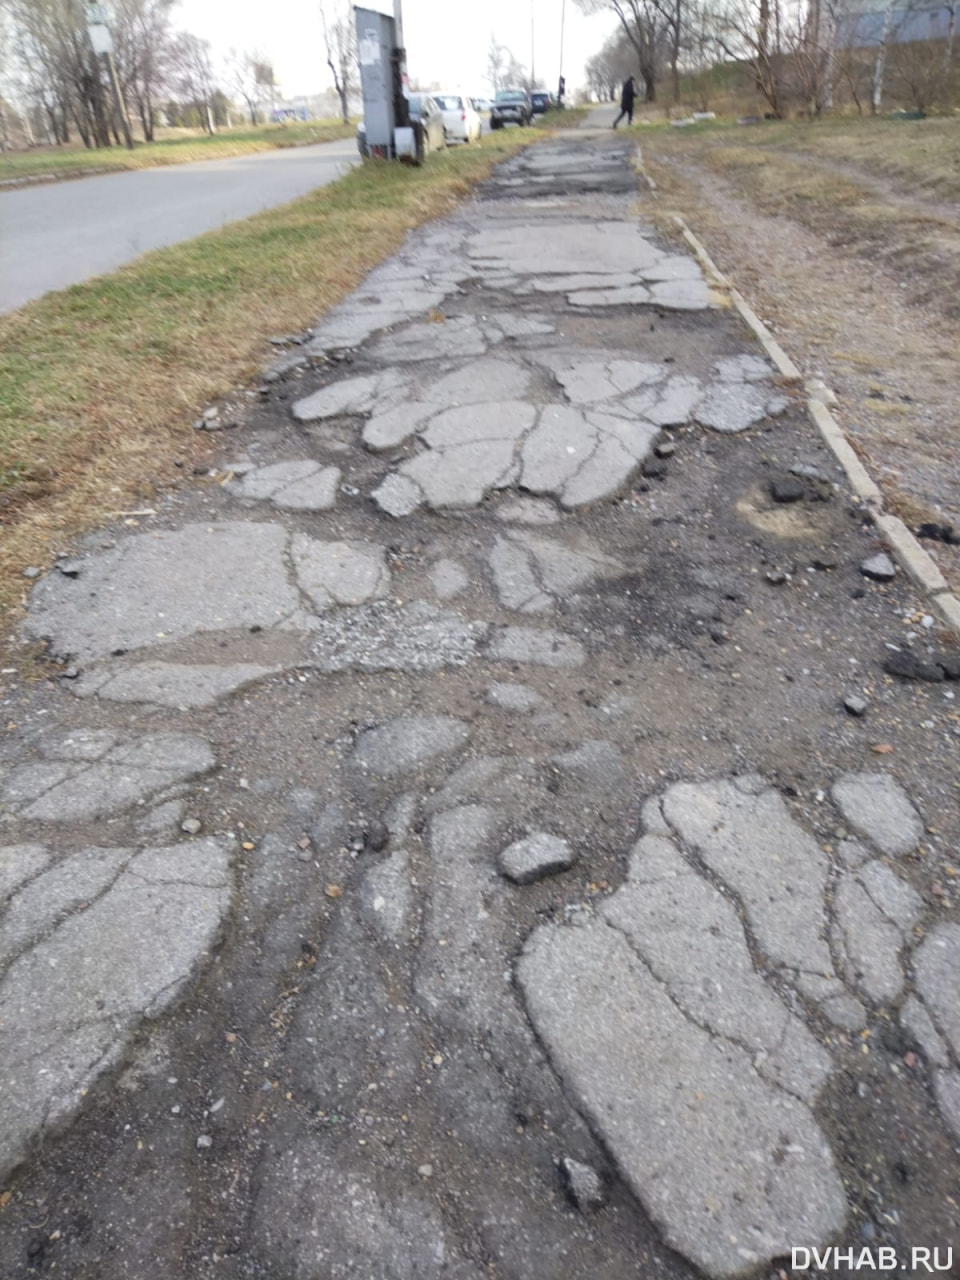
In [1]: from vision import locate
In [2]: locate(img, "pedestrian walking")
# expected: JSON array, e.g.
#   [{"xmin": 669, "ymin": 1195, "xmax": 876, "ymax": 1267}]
[{"xmin": 612, "ymin": 76, "xmax": 637, "ymax": 129}]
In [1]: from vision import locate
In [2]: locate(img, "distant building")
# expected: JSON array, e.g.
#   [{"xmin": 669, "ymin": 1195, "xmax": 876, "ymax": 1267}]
[{"xmin": 832, "ymin": 0, "xmax": 955, "ymax": 47}]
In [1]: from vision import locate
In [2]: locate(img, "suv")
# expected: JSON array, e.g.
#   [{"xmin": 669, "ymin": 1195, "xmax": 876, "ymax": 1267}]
[
  {"xmin": 490, "ymin": 88, "xmax": 532, "ymax": 129},
  {"xmin": 530, "ymin": 91, "xmax": 553, "ymax": 115}
]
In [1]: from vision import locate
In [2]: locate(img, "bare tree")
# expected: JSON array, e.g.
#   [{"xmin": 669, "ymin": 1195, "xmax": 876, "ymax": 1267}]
[
  {"xmin": 585, "ymin": 28, "xmax": 638, "ymax": 99},
  {"xmin": 170, "ymin": 31, "xmax": 218, "ymax": 133},
  {"xmin": 111, "ymin": 0, "xmax": 176, "ymax": 141},
  {"xmin": 225, "ymin": 47, "xmax": 275, "ymax": 124},
  {"xmin": 487, "ymin": 36, "xmax": 528, "ymax": 92},
  {"xmin": 319, "ymin": 0, "xmax": 355, "ymax": 124},
  {"xmin": 576, "ymin": 0, "xmax": 662, "ymax": 101},
  {"xmin": 698, "ymin": 0, "xmax": 788, "ymax": 115}
]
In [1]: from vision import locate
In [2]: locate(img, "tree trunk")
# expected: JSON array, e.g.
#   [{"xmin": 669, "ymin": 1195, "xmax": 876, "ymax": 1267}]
[{"xmin": 872, "ymin": 0, "xmax": 896, "ymax": 113}]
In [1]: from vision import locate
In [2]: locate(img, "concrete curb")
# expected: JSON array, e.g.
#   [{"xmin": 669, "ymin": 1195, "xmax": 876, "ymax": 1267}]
[
  {"xmin": 0, "ymin": 166, "xmax": 117, "ymax": 190},
  {"xmin": 634, "ymin": 186, "xmax": 960, "ymax": 635}
]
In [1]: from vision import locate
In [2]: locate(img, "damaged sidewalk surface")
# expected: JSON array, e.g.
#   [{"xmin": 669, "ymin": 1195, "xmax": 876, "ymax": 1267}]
[{"xmin": 1, "ymin": 134, "xmax": 959, "ymax": 1279}]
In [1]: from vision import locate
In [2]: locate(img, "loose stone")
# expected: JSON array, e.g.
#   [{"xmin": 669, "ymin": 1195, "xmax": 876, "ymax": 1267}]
[
  {"xmin": 559, "ymin": 1157, "xmax": 606, "ymax": 1212},
  {"xmin": 499, "ymin": 833, "xmax": 576, "ymax": 885},
  {"xmin": 770, "ymin": 476, "xmax": 805, "ymax": 503},
  {"xmin": 860, "ymin": 553, "xmax": 896, "ymax": 581}
]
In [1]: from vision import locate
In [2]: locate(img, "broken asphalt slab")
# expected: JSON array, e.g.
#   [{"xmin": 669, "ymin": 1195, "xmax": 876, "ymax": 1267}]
[{"xmin": 1, "ymin": 132, "xmax": 959, "ymax": 1278}]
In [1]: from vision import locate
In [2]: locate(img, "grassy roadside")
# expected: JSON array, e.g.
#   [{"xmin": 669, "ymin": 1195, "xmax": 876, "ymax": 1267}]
[
  {"xmin": 0, "ymin": 121, "xmax": 355, "ymax": 183},
  {"xmin": 0, "ymin": 131, "xmax": 531, "ymax": 635}
]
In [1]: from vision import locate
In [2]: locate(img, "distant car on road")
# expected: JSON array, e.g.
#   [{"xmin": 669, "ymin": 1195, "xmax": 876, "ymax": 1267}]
[
  {"xmin": 433, "ymin": 92, "xmax": 482, "ymax": 144},
  {"xmin": 530, "ymin": 91, "xmax": 554, "ymax": 115},
  {"xmin": 357, "ymin": 93, "xmax": 447, "ymax": 159},
  {"xmin": 490, "ymin": 88, "xmax": 532, "ymax": 129}
]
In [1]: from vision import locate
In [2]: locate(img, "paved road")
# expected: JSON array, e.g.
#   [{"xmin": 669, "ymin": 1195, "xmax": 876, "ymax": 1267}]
[
  {"xmin": 2, "ymin": 133, "xmax": 958, "ymax": 1278},
  {"xmin": 0, "ymin": 137, "xmax": 360, "ymax": 313}
]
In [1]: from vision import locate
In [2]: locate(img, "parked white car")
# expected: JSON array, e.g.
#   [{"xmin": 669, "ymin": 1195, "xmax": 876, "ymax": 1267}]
[{"xmin": 433, "ymin": 92, "xmax": 482, "ymax": 144}]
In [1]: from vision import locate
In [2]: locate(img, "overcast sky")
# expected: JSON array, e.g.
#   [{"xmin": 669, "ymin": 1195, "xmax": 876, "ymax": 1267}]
[{"xmin": 172, "ymin": 0, "xmax": 615, "ymax": 100}]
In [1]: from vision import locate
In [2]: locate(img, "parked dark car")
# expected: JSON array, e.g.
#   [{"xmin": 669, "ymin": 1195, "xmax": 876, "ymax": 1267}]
[
  {"xmin": 357, "ymin": 93, "xmax": 447, "ymax": 159},
  {"xmin": 490, "ymin": 88, "xmax": 532, "ymax": 129},
  {"xmin": 530, "ymin": 91, "xmax": 553, "ymax": 114}
]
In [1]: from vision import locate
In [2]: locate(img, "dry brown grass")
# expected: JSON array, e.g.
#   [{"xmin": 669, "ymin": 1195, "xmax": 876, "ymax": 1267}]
[
  {"xmin": 639, "ymin": 115, "xmax": 960, "ymax": 318},
  {"xmin": 0, "ymin": 133, "xmax": 529, "ymax": 643}
]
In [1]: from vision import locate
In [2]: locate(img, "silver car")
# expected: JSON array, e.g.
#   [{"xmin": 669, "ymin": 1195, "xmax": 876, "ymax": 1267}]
[{"xmin": 357, "ymin": 93, "xmax": 447, "ymax": 159}]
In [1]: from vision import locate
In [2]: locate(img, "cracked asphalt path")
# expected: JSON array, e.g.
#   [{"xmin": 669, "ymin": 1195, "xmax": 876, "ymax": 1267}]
[{"xmin": 1, "ymin": 133, "xmax": 959, "ymax": 1279}]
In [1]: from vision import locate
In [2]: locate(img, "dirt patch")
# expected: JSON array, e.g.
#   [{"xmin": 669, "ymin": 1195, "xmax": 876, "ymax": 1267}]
[{"xmin": 638, "ymin": 134, "xmax": 960, "ymax": 593}]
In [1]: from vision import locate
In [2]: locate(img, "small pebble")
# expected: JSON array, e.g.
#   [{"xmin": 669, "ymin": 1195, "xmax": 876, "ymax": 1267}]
[
  {"xmin": 23, "ymin": 567, "xmax": 41, "ymax": 579},
  {"xmin": 196, "ymin": 1134, "xmax": 213, "ymax": 1150},
  {"xmin": 843, "ymin": 695, "xmax": 867, "ymax": 716},
  {"xmin": 417, "ymin": 1163, "xmax": 434, "ymax": 1179},
  {"xmin": 181, "ymin": 817, "xmax": 202, "ymax": 835}
]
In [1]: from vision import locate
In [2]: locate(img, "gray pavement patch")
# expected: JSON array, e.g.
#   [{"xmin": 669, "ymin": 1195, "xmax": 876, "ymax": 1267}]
[
  {"xmin": 307, "ymin": 600, "xmax": 487, "ymax": 673},
  {"xmin": 416, "ymin": 357, "xmax": 533, "ymax": 406},
  {"xmin": 695, "ymin": 382, "xmax": 781, "ymax": 434},
  {"xmin": 371, "ymin": 473, "xmax": 424, "ymax": 517},
  {"xmin": 1, "ymin": 731, "xmax": 215, "ymax": 823},
  {"xmin": 353, "ymin": 716, "xmax": 471, "ymax": 778},
  {"xmin": 488, "ymin": 536, "xmax": 552, "ymax": 614},
  {"xmin": 550, "ymin": 740, "xmax": 627, "ymax": 791},
  {"xmin": 421, "ymin": 401, "xmax": 535, "ymax": 451},
  {"xmin": 23, "ymin": 522, "xmax": 298, "ymax": 662},
  {"xmin": 428, "ymin": 558, "xmax": 469, "ymax": 600},
  {"xmin": 661, "ymin": 777, "xmax": 863, "ymax": 1027},
  {"xmin": 361, "ymin": 847, "xmax": 414, "ymax": 946},
  {"xmin": 291, "ymin": 536, "xmax": 390, "ymax": 610},
  {"xmin": 933, "ymin": 1069, "xmax": 960, "ymax": 1141},
  {"xmin": 469, "ymin": 221, "xmax": 669, "ymax": 280},
  {"xmin": 425, "ymin": 756, "xmax": 538, "ymax": 816},
  {"xmin": 486, "ymin": 626, "xmax": 586, "ymax": 668},
  {"xmin": 606, "ymin": 835, "xmax": 833, "ymax": 1103},
  {"xmin": 715, "ymin": 355, "xmax": 774, "ymax": 383},
  {"xmin": 0, "ymin": 836, "xmax": 233, "ymax": 1181},
  {"xmin": 227, "ymin": 460, "xmax": 341, "ymax": 511},
  {"xmin": 401, "ymin": 438, "xmax": 519, "ymax": 509},
  {"xmin": 484, "ymin": 682, "xmax": 544, "ymax": 712},
  {"xmin": 368, "ymin": 316, "xmax": 488, "ymax": 365},
  {"xmin": 518, "ymin": 919, "xmax": 847, "ymax": 1278},
  {"xmin": 830, "ymin": 772, "xmax": 924, "ymax": 856},
  {"xmin": 495, "ymin": 496, "xmax": 561, "ymax": 525},
  {"xmin": 0, "ymin": 844, "xmax": 52, "ymax": 899},
  {"xmin": 363, "ymin": 403, "xmax": 433, "ymax": 452},
  {"xmin": 481, "ymin": 312, "xmax": 555, "ymax": 340},
  {"xmin": 832, "ymin": 861, "xmax": 922, "ymax": 1003},
  {"xmin": 498, "ymin": 832, "xmax": 575, "ymax": 884},
  {"xmin": 568, "ymin": 284, "xmax": 652, "ymax": 307},
  {"xmin": 913, "ymin": 924, "xmax": 960, "ymax": 1059},
  {"xmin": 621, "ymin": 375, "xmax": 703, "ymax": 427},
  {"xmin": 538, "ymin": 353, "xmax": 664, "ymax": 406},
  {"xmin": 900, "ymin": 994, "xmax": 950, "ymax": 1067},
  {"xmin": 291, "ymin": 369, "xmax": 407, "ymax": 422},
  {"xmin": 75, "ymin": 662, "xmax": 278, "ymax": 708}
]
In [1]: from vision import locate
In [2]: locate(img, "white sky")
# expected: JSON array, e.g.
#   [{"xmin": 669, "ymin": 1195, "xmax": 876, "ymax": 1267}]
[{"xmin": 171, "ymin": 0, "xmax": 615, "ymax": 100}]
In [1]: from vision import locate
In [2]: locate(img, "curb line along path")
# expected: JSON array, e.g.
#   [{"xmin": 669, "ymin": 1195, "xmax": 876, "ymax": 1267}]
[{"xmin": 1, "ymin": 133, "xmax": 958, "ymax": 1278}]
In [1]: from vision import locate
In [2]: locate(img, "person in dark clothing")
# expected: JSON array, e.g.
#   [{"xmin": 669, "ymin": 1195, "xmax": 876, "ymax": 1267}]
[{"xmin": 612, "ymin": 76, "xmax": 637, "ymax": 129}]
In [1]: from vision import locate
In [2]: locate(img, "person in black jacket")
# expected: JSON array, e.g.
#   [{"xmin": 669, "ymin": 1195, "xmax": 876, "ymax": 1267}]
[{"xmin": 612, "ymin": 76, "xmax": 637, "ymax": 129}]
